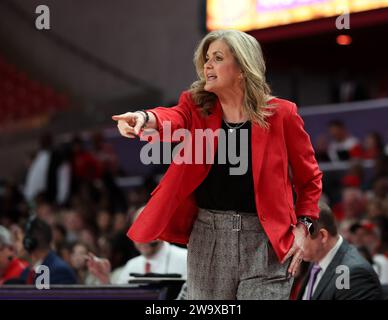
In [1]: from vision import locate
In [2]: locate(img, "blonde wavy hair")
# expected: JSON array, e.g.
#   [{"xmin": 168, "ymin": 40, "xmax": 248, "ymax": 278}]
[{"xmin": 189, "ymin": 30, "xmax": 274, "ymax": 129}]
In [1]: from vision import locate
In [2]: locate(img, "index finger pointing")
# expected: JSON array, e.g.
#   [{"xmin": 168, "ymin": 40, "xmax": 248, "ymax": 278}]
[{"xmin": 112, "ymin": 114, "xmax": 126, "ymax": 121}]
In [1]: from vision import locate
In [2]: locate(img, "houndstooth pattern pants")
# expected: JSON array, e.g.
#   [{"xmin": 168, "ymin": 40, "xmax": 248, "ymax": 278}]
[{"xmin": 187, "ymin": 208, "xmax": 293, "ymax": 300}]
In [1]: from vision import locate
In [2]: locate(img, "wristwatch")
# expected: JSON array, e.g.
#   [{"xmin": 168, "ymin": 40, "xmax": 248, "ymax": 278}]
[
  {"xmin": 135, "ymin": 110, "xmax": 149, "ymax": 128},
  {"xmin": 297, "ymin": 216, "xmax": 314, "ymax": 235}
]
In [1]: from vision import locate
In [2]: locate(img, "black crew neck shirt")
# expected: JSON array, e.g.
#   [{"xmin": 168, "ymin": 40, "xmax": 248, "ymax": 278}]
[{"xmin": 195, "ymin": 120, "xmax": 257, "ymax": 213}]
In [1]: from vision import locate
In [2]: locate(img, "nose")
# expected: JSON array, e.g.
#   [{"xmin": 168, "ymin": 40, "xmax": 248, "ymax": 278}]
[{"xmin": 204, "ymin": 58, "xmax": 213, "ymax": 69}]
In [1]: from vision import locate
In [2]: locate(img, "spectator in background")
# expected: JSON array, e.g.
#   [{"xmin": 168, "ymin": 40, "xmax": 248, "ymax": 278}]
[
  {"xmin": 314, "ymin": 134, "xmax": 330, "ymax": 162},
  {"xmin": 298, "ymin": 203, "xmax": 382, "ymax": 300},
  {"xmin": 0, "ymin": 225, "xmax": 28, "ymax": 284},
  {"xmin": 87, "ymin": 239, "xmax": 187, "ymax": 285},
  {"xmin": 90, "ymin": 131, "xmax": 118, "ymax": 177},
  {"xmin": 349, "ymin": 220, "xmax": 380, "ymax": 255},
  {"xmin": 33, "ymin": 192, "xmax": 56, "ymax": 226},
  {"xmin": 0, "ymin": 181, "xmax": 28, "ymax": 225},
  {"xmin": 371, "ymin": 176, "xmax": 388, "ymax": 203},
  {"xmin": 349, "ymin": 218, "xmax": 388, "ymax": 285},
  {"xmin": 8, "ymin": 224, "xmax": 26, "ymax": 261},
  {"xmin": 363, "ymin": 132, "xmax": 385, "ymax": 160},
  {"xmin": 334, "ymin": 187, "xmax": 367, "ymax": 222},
  {"xmin": 112, "ymin": 212, "xmax": 129, "ymax": 233},
  {"xmin": 62, "ymin": 208, "xmax": 85, "ymax": 244},
  {"xmin": 46, "ymin": 143, "xmax": 72, "ymax": 206},
  {"xmin": 57, "ymin": 243, "xmax": 72, "ymax": 266},
  {"xmin": 366, "ymin": 198, "xmax": 388, "ymax": 219},
  {"xmin": 90, "ymin": 131, "xmax": 127, "ymax": 213},
  {"xmin": 108, "ymin": 231, "xmax": 138, "ymax": 284},
  {"xmin": 87, "ymin": 206, "xmax": 187, "ymax": 284},
  {"xmin": 365, "ymin": 176, "xmax": 388, "ymax": 218},
  {"xmin": 51, "ymin": 222, "xmax": 73, "ymax": 265},
  {"xmin": 327, "ymin": 120, "xmax": 362, "ymax": 162},
  {"xmin": 78, "ymin": 228, "xmax": 99, "ymax": 256},
  {"xmin": 96, "ymin": 209, "xmax": 112, "ymax": 238},
  {"xmin": 115, "ymin": 239, "xmax": 187, "ymax": 284},
  {"xmin": 127, "ymin": 188, "xmax": 149, "ymax": 215},
  {"xmin": 372, "ymin": 155, "xmax": 388, "ymax": 182},
  {"xmin": 69, "ymin": 135, "xmax": 102, "ymax": 197},
  {"xmin": 340, "ymin": 163, "xmax": 364, "ymax": 190},
  {"xmin": 332, "ymin": 70, "xmax": 369, "ymax": 103},
  {"xmin": 24, "ymin": 133, "xmax": 53, "ymax": 203},
  {"xmin": 70, "ymin": 242, "xmax": 100, "ymax": 285},
  {"xmin": 52, "ymin": 223, "xmax": 67, "ymax": 252},
  {"xmin": 19, "ymin": 216, "xmax": 77, "ymax": 285}
]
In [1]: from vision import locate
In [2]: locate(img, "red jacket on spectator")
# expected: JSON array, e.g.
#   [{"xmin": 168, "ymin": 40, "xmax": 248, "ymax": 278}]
[
  {"xmin": 72, "ymin": 151, "xmax": 102, "ymax": 182},
  {"xmin": 0, "ymin": 258, "xmax": 28, "ymax": 285}
]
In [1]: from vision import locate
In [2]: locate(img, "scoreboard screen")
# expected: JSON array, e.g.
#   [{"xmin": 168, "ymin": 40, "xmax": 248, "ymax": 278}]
[{"xmin": 207, "ymin": 0, "xmax": 388, "ymax": 31}]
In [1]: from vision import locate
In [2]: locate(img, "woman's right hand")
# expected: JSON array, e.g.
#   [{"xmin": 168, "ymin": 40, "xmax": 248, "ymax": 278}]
[{"xmin": 112, "ymin": 112, "xmax": 145, "ymax": 138}]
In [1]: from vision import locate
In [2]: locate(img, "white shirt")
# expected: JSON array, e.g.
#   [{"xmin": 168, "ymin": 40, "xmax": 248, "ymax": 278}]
[
  {"xmin": 328, "ymin": 136, "xmax": 360, "ymax": 161},
  {"xmin": 24, "ymin": 150, "xmax": 51, "ymax": 202},
  {"xmin": 56, "ymin": 162, "xmax": 71, "ymax": 205},
  {"xmin": 373, "ymin": 254, "xmax": 388, "ymax": 285},
  {"xmin": 302, "ymin": 236, "xmax": 343, "ymax": 300},
  {"xmin": 113, "ymin": 242, "xmax": 187, "ymax": 285}
]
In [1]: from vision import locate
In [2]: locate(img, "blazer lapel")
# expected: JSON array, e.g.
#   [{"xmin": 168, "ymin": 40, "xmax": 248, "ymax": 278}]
[
  {"xmin": 178, "ymin": 100, "xmax": 222, "ymax": 199},
  {"xmin": 251, "ymin": 122, "xmax": 270, "ymax": 196},
  {"xmin": 312, "ymin": 241, "xmax": 349, "ymax": 299},
  {"xmin": 205, "ymin": 98, "xmax": 222, "ymax": 150}
]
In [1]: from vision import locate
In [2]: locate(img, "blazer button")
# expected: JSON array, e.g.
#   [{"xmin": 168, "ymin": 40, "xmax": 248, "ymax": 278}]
[{"xmin": 260, "ymin": 215, "xmax": 266, "ymax": 222}]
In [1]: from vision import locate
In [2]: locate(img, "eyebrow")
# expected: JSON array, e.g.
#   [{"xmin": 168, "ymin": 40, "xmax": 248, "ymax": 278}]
[{"xmin": 205, "ymin": 50, "xmax": 224, "ymax": 56}]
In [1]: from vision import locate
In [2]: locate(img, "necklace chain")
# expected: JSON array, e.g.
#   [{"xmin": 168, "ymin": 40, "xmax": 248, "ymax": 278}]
[{"xmin": 223, "ymin": 119, "xmax": 247, "ymax": 132}]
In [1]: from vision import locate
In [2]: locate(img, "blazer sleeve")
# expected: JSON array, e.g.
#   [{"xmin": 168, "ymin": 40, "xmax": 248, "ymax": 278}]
[
  {"xmin": 146, "ymin": 91, "xmax": 193, "ymax": 142},
  {"xmin": 284, "ymin": 103, "xmax": 323, "ymax": 219}
]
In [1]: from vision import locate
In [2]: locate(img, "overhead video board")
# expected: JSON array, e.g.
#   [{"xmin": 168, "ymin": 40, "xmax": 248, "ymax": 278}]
[{"xmin": 207, "ymin": 0, "xmax": 388, "ymax": 31}]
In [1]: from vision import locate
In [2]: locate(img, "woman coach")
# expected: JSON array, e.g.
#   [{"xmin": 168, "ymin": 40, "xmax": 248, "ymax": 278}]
[{"xmin": 112, "ymin": 30, "xmax": 322, "ymax": 299}]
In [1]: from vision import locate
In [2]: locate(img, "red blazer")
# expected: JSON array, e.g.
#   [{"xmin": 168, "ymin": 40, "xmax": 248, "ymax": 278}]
[{"xmin": 127, "ymin": 91, "xmax": 322, "ymax": 262}]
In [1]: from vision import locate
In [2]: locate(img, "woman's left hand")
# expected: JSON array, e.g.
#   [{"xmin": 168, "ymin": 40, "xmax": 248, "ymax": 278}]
[{"xmin": 281, "ymin": 224, "xmax": 307, "ymax": 277}]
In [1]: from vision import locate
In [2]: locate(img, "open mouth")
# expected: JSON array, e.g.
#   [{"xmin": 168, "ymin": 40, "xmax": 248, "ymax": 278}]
[{"xmin": 206, "ymin": 75, "xmax": 217, "ymax": 81}]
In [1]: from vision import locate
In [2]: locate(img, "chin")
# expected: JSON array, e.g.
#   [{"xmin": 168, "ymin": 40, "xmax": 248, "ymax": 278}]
[
  {"xmin": 204, "ymin": 84, "xmax": 212, "ymax": 92},
  {"xmin": 303, "ymin": 256, "xmax": 314, "ymax": 263},
  {"xmin": 204, "ymin": 84, "xmax": 218, "ymax": 94}
]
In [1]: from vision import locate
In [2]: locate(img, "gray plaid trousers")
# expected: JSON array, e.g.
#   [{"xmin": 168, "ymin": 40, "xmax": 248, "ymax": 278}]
[{"xmin": 187, "ymin": 208, "xmax": 293, "ymax": 300}]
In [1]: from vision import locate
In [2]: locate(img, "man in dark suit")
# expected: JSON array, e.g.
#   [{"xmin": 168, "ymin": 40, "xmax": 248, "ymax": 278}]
[
  {"xmin": 298, "ymin": 203, "xmax": 382, "ymax": 300},
  {"xmin": 20, "ymin": 216, "xmax": 77, "ymax": 285}
]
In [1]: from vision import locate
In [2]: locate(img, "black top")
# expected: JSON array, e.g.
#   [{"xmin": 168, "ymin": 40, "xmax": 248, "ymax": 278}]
[{"xmin": 195, "ymin": 120, "xmax": 257, "ymax": 213}]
